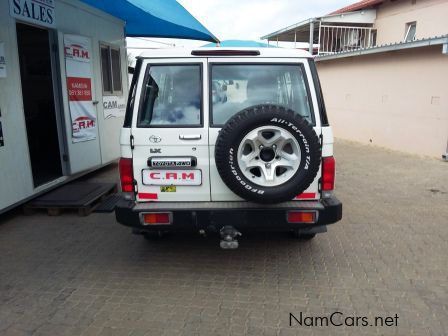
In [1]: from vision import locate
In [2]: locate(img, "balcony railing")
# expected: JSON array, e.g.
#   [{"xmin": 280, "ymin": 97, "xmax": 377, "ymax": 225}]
[{"xmin": 318, "ymin": 25, "xmax": 376, "ymax": 55}]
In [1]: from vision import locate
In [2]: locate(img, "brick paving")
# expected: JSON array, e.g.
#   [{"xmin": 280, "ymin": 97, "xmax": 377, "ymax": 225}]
[{"xmin": 0, "ymin": 140, "xmax": 447, "ymax": 336}]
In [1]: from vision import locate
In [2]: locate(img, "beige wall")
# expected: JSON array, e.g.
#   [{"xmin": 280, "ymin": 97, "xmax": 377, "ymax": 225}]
[
  {"xmin": 375, "ymin": 0, "xmax": 448, "ymax": 45},
  {"xmin": 316, "ymin": 46, "xmax": 448, "ymax": 158}
]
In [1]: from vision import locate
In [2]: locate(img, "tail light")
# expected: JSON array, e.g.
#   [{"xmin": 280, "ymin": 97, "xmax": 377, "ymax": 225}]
[
  {"xmin": 119, "ymin": 157, "xmax": 134, "ymax": 192},
  {"xmin": 141, "ymin": 212, "xmax": 172, "ymax": 225},
  {"xmin": 287, "ymin": 211, "xmax": 317, "ymax": 224},
  {"xmin": 322, "ymin": 156, "xmax": 335, "ymax": 193}
]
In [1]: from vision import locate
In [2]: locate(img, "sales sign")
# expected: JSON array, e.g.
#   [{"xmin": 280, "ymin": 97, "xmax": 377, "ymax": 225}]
[
  {"xmin": 64, "ymin": 34, "xmax": 97, "ymax": 143},
  {"xmin": 9, "ymin": 0, "xmax": 55, "ymax": 28}
]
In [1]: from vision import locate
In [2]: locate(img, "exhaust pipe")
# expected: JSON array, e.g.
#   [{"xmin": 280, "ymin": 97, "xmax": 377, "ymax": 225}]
[{"xmin": 219, "ymin": 226, "xmax": 241, "ymax": 249}]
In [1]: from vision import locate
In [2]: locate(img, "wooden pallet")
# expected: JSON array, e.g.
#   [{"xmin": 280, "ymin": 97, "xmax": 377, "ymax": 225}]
[{"xmin": 23, "ymin": 182, "xmax": 118, "ymax": 217}]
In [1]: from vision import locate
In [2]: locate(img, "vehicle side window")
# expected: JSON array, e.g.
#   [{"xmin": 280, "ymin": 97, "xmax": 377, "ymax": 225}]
[
  {"xmin": 138, "ymin": 65, "xmax": 201, "ymax": 127},
  {"xmin": 211, "ymin": 64, "xmax": 314, "ymax": 126}
]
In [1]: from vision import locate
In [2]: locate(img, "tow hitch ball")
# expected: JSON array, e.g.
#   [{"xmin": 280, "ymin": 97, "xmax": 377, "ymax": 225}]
[{"xmin": 220, "ymin": 226, "xmax": 242, "ymax": 249}]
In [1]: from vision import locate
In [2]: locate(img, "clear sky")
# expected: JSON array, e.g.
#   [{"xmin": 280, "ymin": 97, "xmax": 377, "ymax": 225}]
[{"xmin": 127, "ymin": 0, "xmax": 354, "ymax": 56}]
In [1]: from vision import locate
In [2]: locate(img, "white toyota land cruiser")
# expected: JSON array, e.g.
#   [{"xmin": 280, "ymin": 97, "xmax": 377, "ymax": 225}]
[{"xmin": 116, "ymin": 48, "xmax": 342, "ymax": 248}]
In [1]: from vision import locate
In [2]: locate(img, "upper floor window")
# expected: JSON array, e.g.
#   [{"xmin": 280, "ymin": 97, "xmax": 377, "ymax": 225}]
[
  {"xmin": 100, "ymin": 44, "xmax": 122, "ymax": 95},
  {"xmin": 404, "ymin": 22, "xmax": 417, "ymax": 42}
]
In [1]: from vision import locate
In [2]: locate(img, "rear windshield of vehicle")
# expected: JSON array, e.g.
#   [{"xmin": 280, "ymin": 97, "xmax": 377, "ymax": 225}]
[
  {"xmin": 138, "ymin": 65, "xmax": 201, "ymax": 127},
  {"xmin": 211, "ymin": 64, "xmax": 314, "ymax": 126}
]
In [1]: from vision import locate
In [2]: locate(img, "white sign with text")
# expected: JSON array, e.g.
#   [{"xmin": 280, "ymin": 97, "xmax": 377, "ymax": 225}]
[
  {"xmin": 102, "ymin": 95, "xmax": 126, "ymax": 119},
  {"xmin": 64, "ymin": 34, "xmax": 97, "ymax": 143},
  {"xmin": 9, "ymin": 0, "xmax": 55, "ymax": 28}
]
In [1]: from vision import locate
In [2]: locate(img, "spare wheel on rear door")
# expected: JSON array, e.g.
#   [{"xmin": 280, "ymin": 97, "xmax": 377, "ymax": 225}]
[{"xmin": 215, "ymin": 104, "xmax": 321, "ymax": 204}]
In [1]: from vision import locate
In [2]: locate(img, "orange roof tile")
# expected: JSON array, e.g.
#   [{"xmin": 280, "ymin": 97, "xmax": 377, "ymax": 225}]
[{"xmin": 330, "ymin": 0, "xmax": 384, "ymax": 15}]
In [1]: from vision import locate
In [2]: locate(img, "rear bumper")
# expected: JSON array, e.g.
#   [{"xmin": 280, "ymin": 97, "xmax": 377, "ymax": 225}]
[{"xmin": 115, "ymin": 196, "xmax": 342, "ymax": 234}]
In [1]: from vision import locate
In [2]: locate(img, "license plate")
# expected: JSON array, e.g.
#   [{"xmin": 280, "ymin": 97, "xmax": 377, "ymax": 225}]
[
  {"xmin": 149, "ymin": 157, "xmax": 195, "ymax": 168},
  {"xmin": 142, "ymin": 169, "xmax": 202, "ymax": 186}
]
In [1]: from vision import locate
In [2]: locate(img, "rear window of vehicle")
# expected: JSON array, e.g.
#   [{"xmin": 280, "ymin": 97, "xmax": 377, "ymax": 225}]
[
  {"xmin": 211, "ymin": 64, "xmax": 314, "ymax": 126},
  {"xmin": 138, "ymin": 64, "xmax": 202, "ymax": 127}
]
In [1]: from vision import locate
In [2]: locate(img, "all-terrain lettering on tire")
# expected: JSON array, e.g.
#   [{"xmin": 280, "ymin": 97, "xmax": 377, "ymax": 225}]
[
  {"xmin": 228, "ymin": 147, "xmax": 265, "ymax": 195},
  {"xmin": 215, "ymin": 104, "xmax": 321, "ymax": 203}
]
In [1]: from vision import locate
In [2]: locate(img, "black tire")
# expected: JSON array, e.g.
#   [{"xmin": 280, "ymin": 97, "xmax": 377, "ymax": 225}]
[{"xmin": 215, "ymin": 104, "xmax": 321, "ymax": 204}]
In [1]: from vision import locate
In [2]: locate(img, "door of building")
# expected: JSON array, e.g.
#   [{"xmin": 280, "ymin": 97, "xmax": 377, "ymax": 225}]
[
  {"xmin": 62, "ymin": 33, "xmax": 102, "ymax": 174},
  {"xmin": 16, "ymin": 23, "xmax": 64, "ymax": 187}
]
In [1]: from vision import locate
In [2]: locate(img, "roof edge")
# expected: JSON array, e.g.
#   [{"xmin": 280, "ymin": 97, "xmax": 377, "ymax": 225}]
[
  {"xmin": 329, "ymin": 0, "xmax": 384, "ymax": 15},
  {"xmin": 315, "ymin": 35, "xmax": 448, "ymax": 61},
  {"xmin": 260, "ymin": 18, "xmax": 317, "ymax": 41}
]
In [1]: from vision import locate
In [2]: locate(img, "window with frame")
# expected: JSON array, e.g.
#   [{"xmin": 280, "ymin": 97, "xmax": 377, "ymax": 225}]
[
  {"xmin": 100, "ymin": 44, "xmax": 122, "ymax": 94},
  {"xmin": 138, "ymin": 64, "xmax": 202, "ymax": 127},
  {"xmin": 211, "ymin": 64, "xmax": 314, "ymax": 126},
  {"xmin": 404, "ymin": 22, "xmax": 417, "ymax": 42}
]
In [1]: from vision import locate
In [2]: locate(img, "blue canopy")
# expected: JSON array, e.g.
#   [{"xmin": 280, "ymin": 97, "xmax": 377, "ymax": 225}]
[
  {"xmin": 202, "ymin": 40, "xmax": 277, "ymax": 48},
  {"xmin": 79, "ymin": 0, "xmax": 218, "ymax": 42}
]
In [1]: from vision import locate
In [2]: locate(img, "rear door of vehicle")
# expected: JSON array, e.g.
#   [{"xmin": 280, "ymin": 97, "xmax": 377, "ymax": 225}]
[
  {"xmin": 131, "ymin": 58, "xmax": 210, "ymax": 202},
  {"xmin": 208, "ymin": 57, "xmax": 322, "ymax": 201}
]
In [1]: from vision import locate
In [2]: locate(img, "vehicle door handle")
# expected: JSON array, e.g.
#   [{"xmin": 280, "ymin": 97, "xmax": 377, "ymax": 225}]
[{"xmin": 179, "ymin": 134, "xmax": 201, "ymax": 140}]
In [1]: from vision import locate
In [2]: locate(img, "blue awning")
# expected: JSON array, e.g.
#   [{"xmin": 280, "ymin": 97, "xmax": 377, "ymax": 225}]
[{"xmin": 79, "ymin": 0, "xmax": 218, "ymax": 42}]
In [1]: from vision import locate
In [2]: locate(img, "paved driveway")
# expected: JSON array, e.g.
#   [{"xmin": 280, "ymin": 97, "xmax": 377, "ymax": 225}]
[{"xmin": 0, "ymin": 140, "xmax": 447, "ymax": 336}]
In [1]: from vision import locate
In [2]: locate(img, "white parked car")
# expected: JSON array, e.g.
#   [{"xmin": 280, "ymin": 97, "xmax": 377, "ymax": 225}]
[{"xmin": 116, "ymin": 48, "xmax": 342, "ymax": 248}]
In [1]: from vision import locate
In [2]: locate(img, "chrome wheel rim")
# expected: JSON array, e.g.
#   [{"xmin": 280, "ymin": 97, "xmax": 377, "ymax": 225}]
[{"xmin": 237, "ymin": 126, "xmax": 301, "ymax": 187}]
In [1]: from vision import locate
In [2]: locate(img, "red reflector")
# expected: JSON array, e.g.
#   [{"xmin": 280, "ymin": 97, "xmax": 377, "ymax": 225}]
[
  {"xmin": 295, "ymin": 192, "xmax": 316, "ymax": 200},
  {"xmin": 119, "ymin": 158, "xmax": 134, "ymax": 192},
  {"xmin": 322, "ymin": 156, "xmax": 335, "ymax": 191},
  {"xmin": 138, "ymin": 193, "xmax": 158, "ymax": 200},
  {"xmin": 142, "ymin": 213, "xmax": 171, "ymax": 225},
  {"xmin": 287, "ymin": 211, "xmax": 316, "ymax": 223}
]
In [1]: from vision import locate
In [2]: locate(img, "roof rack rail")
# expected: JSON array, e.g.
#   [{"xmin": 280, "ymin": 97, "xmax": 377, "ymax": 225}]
[{"xmin": 191, "ymin": 50, "xmax": 260, "ymax": 56}]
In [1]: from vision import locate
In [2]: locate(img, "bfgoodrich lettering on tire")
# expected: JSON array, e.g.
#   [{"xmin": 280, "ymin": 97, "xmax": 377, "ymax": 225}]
[{"xmin": 215, "ymin": 104, "xmax": 321, "ymax": 203}]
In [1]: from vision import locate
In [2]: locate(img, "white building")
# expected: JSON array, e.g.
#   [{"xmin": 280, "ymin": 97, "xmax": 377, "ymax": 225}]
[
  {"xmin": 0, "ymin": 0, "xmax": 131, "ymax": 212},
  {"xmin": 0, "ymin": 0, "xmax": 217, "ymax": 213}
]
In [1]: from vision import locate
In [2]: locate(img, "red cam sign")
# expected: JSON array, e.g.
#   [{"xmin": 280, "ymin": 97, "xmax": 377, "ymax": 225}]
[
  {"xmin": 64, "ymin": 34, "xmax": 97, "ymax": 143},
  {"xmin": 142, "ymin": 169, "xmax": 202, "ymax": 186},
  {"xmin": 64, "ymin": 44, "xmax": 90, "ymax": 63},
  {"xmin": 67, "ymin": 77, "xmax": 92, "ymax": 101}
]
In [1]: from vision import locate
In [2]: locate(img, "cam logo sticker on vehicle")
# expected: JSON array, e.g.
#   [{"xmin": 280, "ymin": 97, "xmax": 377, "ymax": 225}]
[{"xmin": 142, "ymin": 169, "xmax": 202, "ymax": 186}]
